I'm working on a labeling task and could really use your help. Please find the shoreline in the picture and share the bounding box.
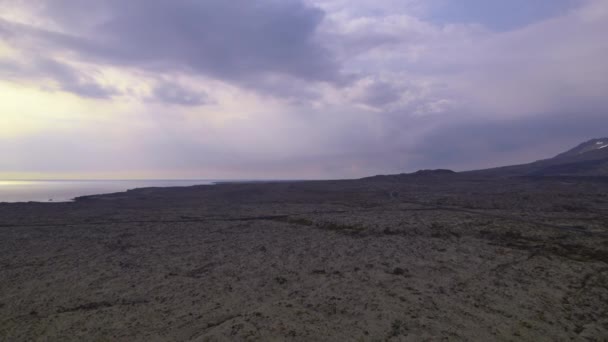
[0,179,315,204]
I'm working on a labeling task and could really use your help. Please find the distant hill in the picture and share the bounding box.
[362,169,456,181]
[363,138,608,181]
[465,138,608,178]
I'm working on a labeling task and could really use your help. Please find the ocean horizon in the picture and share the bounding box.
[0,179,223,203]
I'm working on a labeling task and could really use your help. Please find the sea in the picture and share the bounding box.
[0,180,219,203]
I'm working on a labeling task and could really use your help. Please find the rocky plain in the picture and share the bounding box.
[1,172,607,341]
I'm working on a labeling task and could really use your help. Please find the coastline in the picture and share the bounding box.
[0,179,224,204]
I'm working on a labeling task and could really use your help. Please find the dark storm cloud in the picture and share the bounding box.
[12,0,341,86]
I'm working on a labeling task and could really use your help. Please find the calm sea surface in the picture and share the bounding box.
[0,180,218,203]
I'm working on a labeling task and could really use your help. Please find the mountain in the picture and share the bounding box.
[554,138,608,159]
[466,138,608,178]
[362,138,608,181]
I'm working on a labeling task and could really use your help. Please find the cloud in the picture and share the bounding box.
[358,80,403,108]
[424,0,582,31]
[312,0,583,31]
[150,82,210,107]
[2,0,342,84]
[0,55,118,99]
[1,0,607,179]
[34,58,118,99]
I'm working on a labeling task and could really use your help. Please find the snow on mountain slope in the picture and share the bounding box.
[466,137,608,177]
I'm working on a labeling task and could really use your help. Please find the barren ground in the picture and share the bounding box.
[1,176,607,341]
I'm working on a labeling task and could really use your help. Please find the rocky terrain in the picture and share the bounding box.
[1,174,607,341]
[1,139,608,341]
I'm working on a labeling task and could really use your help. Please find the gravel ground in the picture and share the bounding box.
[1,177,607,341]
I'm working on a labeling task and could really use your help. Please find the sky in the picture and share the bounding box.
[0,0,607,180]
